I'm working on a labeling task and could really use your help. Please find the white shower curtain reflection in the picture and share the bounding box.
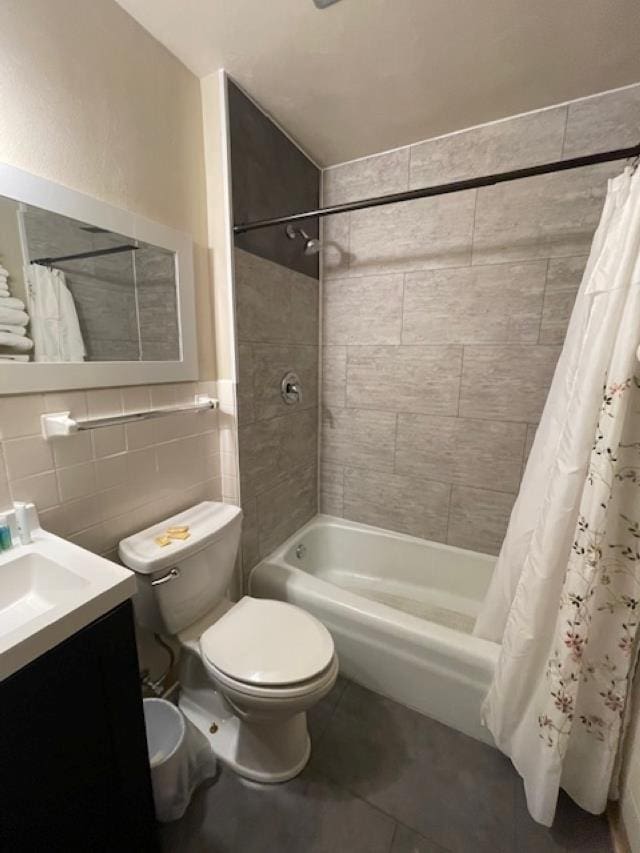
[27,263,86,362]
[474,166,640,825]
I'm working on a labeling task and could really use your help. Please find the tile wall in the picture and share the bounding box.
[0,381,223,559]
[235,247,319,574]
[227,79,321,580]
[320,83,640,555]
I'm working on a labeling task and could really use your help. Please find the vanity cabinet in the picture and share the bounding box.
[0,600,158,851]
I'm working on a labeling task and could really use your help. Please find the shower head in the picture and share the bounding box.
[303,236,322,256]
[285,224,322,256]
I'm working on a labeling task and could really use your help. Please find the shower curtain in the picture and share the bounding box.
[27,263,86,362]
[474,166,640,825]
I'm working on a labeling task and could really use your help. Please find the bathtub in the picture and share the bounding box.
[249,514,501,745]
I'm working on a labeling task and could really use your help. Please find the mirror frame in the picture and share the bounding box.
[0,161,198,394]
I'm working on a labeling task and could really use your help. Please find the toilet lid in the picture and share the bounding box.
[200,597,335,687]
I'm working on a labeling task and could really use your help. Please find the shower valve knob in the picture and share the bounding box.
[281,371,302,405]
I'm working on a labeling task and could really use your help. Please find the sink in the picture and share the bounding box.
[0,506,136,681]
[0,553,90,640]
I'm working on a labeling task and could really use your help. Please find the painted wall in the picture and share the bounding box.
[0,0,222,532]
[227,81,320,579]
[201,71,236,384]
[0,0,215,377]
[0,1,225,677]
[320,83,640,556]
[0,197,26,303]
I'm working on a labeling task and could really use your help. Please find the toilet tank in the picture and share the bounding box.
[118,501,242,635]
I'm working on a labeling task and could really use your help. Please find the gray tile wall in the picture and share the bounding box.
[228,80,320,279]
[235,248,319,576]
[229,79,321,579]
[320,83,640,555]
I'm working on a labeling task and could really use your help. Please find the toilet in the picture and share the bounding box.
[119,501,338,784]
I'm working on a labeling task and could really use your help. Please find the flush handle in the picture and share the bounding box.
[151,567,181,586]
[281,371,302,405]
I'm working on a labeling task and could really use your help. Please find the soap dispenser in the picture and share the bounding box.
[14,502,33,545]
[0,514,12,551]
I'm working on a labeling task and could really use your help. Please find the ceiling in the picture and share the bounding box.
[115,0,640,166]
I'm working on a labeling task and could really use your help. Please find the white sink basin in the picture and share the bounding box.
[0,511,136,681]
[0,553,90,640]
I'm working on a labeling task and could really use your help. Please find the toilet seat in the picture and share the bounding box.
[204,653,339,701]
[199,596,335,689]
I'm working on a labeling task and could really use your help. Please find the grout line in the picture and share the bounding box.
[520,423,534,479]
[469,187,479,265]
[387,822,399,853]
[457,346,465,417]
[321,399,539,429]
[392,413,399,474]
[328,457,519,498]
[443,482,454,544]
[399,272,407,341]
[538,258,552,344]
[322,252,583,283]
[312,760,453,853]
[559,103,570,159]
[236,339,319,349]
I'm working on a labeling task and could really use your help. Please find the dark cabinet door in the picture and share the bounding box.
[0,600,158,852]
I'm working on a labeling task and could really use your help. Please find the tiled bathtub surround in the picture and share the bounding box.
[235,247,319,572]
[228,78,321,578]
[0,382,221,558]
[320,83,640,555]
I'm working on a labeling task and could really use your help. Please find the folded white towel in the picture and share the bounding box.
[0,332,33,351]
[0,296,24,310]
[0,324,26,336]
[0,353,29,362]
[0,288,10,297]
[0,307,28,326]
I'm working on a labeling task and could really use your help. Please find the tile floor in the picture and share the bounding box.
[159,678,613,853]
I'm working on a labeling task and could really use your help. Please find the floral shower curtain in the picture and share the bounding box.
[474,166,640,826]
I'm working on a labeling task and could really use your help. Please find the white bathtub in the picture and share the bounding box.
[249,515,501,745]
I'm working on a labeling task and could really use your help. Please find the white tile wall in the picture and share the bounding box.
[0,380,224,558]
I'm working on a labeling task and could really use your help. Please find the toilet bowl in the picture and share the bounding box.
[119,501,338,783]
[179,597,338,782]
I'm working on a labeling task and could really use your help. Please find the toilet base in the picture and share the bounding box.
[179,686,311,784]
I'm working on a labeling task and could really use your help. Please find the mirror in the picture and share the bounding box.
[1,199,180,363]
[0,162,197,393]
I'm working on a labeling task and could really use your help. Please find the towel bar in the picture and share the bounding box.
[41,394,217,438]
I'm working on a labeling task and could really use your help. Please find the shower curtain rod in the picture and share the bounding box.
[233,142,640,234]
[32,243,138,267]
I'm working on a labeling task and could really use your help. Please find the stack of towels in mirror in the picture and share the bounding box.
[0,264,33,362]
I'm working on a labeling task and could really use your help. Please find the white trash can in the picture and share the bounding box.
[143,698,217,822]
